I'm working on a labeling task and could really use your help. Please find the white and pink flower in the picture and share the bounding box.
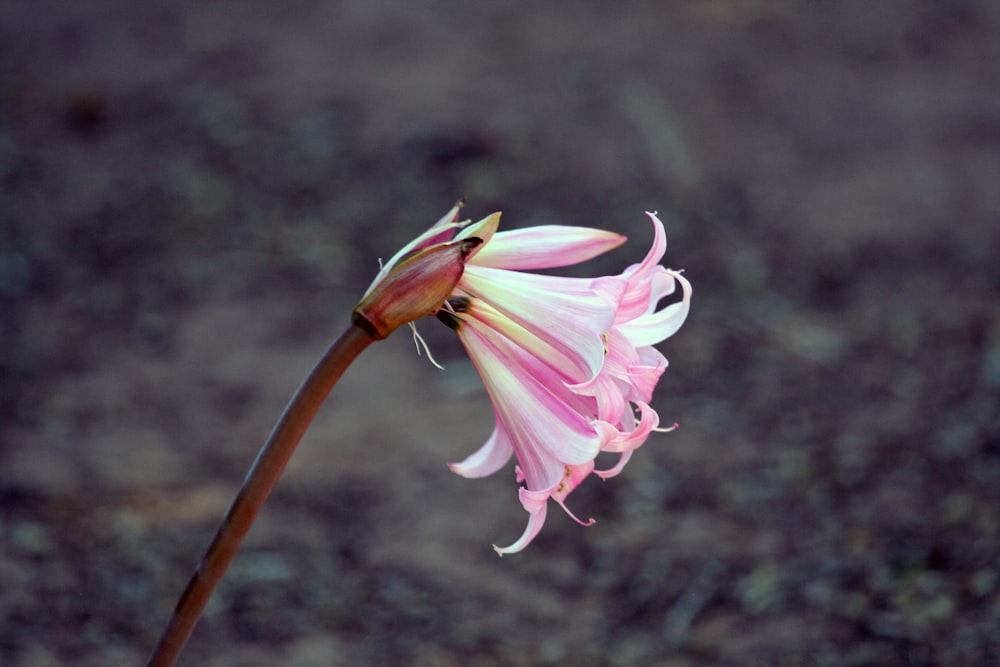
[426,206,691,554]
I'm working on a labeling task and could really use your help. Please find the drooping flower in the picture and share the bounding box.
[431,205,691,555]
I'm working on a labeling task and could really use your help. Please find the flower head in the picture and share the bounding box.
[433,206,691,555]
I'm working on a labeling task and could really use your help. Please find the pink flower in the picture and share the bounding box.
[434,206,691,555]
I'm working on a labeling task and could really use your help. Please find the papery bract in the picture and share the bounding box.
[354,237,482,339]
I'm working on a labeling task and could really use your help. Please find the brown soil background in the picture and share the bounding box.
[2,2,999,665]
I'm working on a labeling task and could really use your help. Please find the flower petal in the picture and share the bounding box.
[456,320,604,486]
[493,488,549,556]
[629,212,668,278]
[617,270,692,346]
[448,422,513,478]
[612,213,669,322]
[601,401,660,454]
[568,368,630,426]
[460,264,619,381]
[472,225,626,270]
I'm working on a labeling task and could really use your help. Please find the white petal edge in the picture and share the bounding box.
[448,423,514,479]
[617,270,692,347]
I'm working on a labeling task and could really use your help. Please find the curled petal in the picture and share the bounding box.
[448,423,513,479]
[631,212,668,279]
[494,488,549,556]
[614,212,670,323]
[625,346,668,404]
[569,328,663,424]
[617,270,692,347]
[472,225,626,270]
[519,485,552,513]
[602,401,660,453]
[568,369,630,426]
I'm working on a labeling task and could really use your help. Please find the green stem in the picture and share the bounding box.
[146,320,376,667]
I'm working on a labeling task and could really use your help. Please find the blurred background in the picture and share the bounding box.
[2,1,999,665]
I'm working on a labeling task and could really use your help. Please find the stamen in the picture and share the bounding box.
[409,323,445,370]
[556,499,596,527]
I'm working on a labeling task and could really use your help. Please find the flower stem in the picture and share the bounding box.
[146,320,376,667]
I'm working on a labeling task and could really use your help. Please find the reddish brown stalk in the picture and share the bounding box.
[146,320,376,667]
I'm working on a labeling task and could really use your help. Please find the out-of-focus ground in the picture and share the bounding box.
[2,2,999,665]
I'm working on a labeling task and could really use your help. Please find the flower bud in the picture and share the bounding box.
[353,237,482,339]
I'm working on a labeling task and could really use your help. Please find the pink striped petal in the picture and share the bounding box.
[568,368,630,426]
[493,489,549,556]
[460,265,620,381]
[617,270,692,347]
[472,225,626,270]
[601,401,660,454]
[630,212,668,275]
[456,321,604,488]
[613,213,668,322]
[625,345,668,404]
[448,422,513,478]
[459,299,584,381]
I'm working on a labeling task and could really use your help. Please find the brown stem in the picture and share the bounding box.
[146,320,376,667]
